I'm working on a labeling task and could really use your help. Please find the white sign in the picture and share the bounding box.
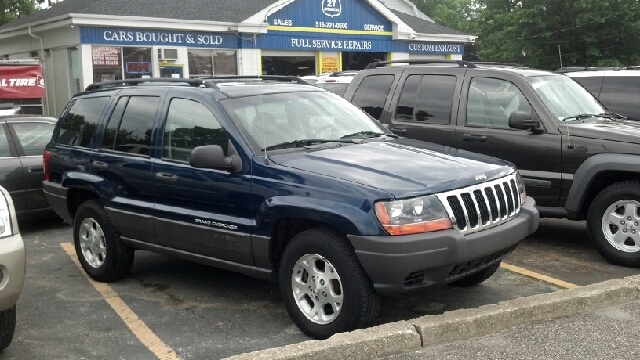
[322,0,342,17]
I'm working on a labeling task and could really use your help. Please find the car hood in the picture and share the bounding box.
[269,139,515,199]
[563,119,640,145]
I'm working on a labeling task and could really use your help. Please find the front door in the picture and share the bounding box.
[8,120,56,211]
[152,91,253,264]
[454,76,562,207]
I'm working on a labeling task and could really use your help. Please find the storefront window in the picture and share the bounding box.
[342,52,386,71]
[92,46,123,83]
[262,56,315,77]
[188,49,237,78]
[122,47,152,79]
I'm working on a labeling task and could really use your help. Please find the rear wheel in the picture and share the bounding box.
[74,200,135,282]
[587,182,640,268]
[278,228,380,339]
[0,305,16,351]
[450,262,500,287]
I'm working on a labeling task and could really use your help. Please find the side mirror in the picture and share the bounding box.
[508,111,540,131]
[189,145,240,172]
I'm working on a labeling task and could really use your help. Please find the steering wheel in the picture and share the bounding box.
[312,124,334,138]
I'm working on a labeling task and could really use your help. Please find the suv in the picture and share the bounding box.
[564,68,640,121]
[343,59,640,267]
[43,77,538,339]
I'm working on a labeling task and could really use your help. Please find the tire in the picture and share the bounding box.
[73,200,135,282]
[0,305,16,351]
[278,228,380,339]
[449,262,500,287]
[587,181,640,268]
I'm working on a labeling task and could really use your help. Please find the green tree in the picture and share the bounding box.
[1,0,45,26]
[476,0,640,69]
[413,0,479,34]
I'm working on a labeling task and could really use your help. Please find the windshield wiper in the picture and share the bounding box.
[340,131,398,139]
[561,113,599,122]
[261,139,359,152]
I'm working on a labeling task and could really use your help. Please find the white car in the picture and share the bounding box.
[315,71,358,97]
[0,186,25,351]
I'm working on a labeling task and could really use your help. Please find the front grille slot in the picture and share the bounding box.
[436,173,522,235]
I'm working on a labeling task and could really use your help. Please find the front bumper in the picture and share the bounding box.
[348,197,539,294]
[0,233,26,311]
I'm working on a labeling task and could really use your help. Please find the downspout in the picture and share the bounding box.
[27,26,48,116]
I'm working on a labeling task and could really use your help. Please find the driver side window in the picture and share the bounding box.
[466,78,532,129]
[162,98,228,162]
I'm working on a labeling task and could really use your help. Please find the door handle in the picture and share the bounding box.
[462,134,488,142]
[92,160,109,169]
[390,127,407,135]
[155,172,178,184]
[28,166,43,173]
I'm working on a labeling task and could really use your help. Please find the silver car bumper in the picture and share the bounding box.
[0,185,25,312]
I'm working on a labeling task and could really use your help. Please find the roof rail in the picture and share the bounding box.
[85,78,217,92]
[200,75,310,85]
[364,59,477,69]
[472,62,523,68]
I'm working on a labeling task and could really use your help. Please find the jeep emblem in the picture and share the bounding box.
[475,174,487,181]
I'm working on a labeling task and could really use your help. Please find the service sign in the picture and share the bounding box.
[92,47,121,66]
[267,0,392,33]
[0,65,45,99]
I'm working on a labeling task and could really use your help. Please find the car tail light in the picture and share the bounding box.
[43,150,50,181]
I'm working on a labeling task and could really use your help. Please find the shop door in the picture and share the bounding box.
[160,66,184,79]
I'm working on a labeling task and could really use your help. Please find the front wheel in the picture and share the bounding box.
[278,228,380,339]
[587,182,640,268]
[0,305,16,351]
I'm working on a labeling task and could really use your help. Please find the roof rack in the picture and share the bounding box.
[85,78,217,92]
[472,62,523,68]
[364,59,477,69]
[200,75,310,85]
[556,66,624,74]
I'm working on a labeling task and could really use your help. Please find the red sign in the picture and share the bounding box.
[0,65,46,99]
[92,47,121,66]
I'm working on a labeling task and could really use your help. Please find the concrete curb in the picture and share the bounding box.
[223,274,640,360]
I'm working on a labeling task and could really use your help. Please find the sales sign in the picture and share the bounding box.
[92,47,121,66]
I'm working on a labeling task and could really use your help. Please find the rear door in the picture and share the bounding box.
[384,68,463,145]
[92,90,164,244]
[453,75,563,207]
[0,121,27,212]
[8,120,56,211]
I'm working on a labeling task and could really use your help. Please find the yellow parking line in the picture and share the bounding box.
[61,243,180,360]
[501,262,579,289]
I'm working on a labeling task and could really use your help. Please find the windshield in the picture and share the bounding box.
[527,75,606,121]
[220,90,387,152]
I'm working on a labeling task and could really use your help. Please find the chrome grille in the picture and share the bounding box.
[436,173,521,234]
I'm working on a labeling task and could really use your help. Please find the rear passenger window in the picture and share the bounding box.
[0,126,12,157]
[572,76,604,97]
[396,75,456,124]
[101,96,159,156]
[57,97,110,147]
[599,76,640,120]
[11,122,56,156]
[351,75,394,120]
[162,98,228,162]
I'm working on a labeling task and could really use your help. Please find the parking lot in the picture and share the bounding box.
[1,217,638,360]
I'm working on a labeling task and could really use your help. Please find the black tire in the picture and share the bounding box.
[587,181,640,268]
[278,228,380,339]
[0,305,16,351]
[449,262,500,287]
[73,200,135,282]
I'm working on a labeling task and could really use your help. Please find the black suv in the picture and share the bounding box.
[343,60,640,268]
[43,77,538,338]
[565,68,640,121]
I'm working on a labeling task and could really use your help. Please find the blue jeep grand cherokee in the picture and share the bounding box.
[42,77,538,339]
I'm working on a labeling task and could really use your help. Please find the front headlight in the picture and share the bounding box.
[516,172,526,204]
[374,195,452,236]
[0,190,13,238]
